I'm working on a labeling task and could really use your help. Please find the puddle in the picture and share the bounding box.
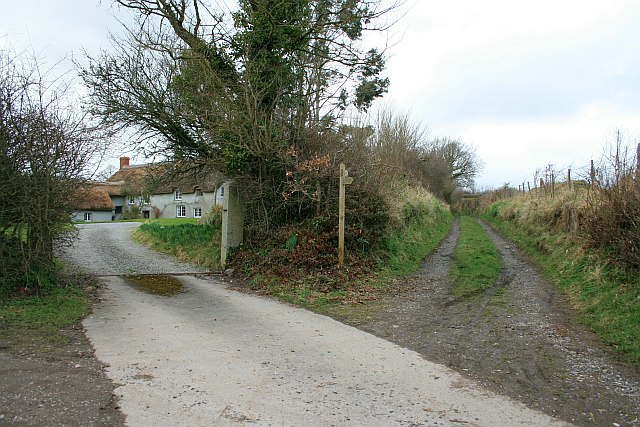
[123,274,184,296]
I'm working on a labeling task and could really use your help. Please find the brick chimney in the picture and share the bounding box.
[119,157,130,170]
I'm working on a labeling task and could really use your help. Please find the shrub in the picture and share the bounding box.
[380,180,441,228]
[1,50,105,293]
[201,205,223,227]
[122,205,141,220]
[580,139,640,273]
[582,175,640,272]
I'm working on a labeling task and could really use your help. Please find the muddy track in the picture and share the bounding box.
[336,218,640,426]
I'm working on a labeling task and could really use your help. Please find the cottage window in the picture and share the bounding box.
[128,196,135,205]
[193,207,202,218]
[176,205,186,218]
[195,187,203,197]
[174,189,182,201]
[84,212,92,221]
[142,195,151,205]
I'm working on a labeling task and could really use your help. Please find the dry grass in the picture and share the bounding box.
[380,180,444,228]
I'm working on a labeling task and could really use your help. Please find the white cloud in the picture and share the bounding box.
[456,103,640,188]
[379,0,640,187]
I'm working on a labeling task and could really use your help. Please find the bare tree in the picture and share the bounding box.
[425,137,483,192]
[0,50,107,292]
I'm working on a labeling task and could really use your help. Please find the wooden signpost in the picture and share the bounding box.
[338,163,353,268]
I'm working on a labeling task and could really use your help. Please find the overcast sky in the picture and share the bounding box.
[2,1,640,188]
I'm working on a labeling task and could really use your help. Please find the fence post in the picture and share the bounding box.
[567,168,572,192]
[590,160,596,187]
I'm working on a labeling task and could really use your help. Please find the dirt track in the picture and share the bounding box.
[332,218,640,426]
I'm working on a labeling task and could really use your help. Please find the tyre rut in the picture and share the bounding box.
[338,217,639,426]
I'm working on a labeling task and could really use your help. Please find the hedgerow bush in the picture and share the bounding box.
[582,175,640,273]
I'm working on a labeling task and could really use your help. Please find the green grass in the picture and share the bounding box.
[483,201,640,365]
[134,222,222,270]
[0,287,90,344]
[380,206,453,276]
[0,288,88,327]
[450,216,502,297]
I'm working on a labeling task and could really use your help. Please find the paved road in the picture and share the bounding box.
[75,223,569,426]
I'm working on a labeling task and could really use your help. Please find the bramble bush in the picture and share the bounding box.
[582,157,640,273]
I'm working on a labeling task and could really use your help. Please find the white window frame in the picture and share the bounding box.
[128,196,136,205]
[84,212,92,222]
[193,207,202,218]
[174,189,182,201]
[195,187,203,197]
[176,205,186,218]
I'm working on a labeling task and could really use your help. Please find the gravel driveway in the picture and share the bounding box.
[62,222,206,275]
[71,223,568,426]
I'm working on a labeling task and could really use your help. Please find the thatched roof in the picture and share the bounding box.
[107,162,221,195]
[71,186,114,211]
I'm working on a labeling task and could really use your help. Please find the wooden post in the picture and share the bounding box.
[567,168,572,192]
[338,163,353,268]
[590,160,596,187]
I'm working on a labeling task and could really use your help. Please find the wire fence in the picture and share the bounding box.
[512,142,640,198]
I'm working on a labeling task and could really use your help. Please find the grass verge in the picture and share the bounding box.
[133,222,222,271]
[451,216,502,298]
[0,287,91,350]
[380,206,453,277]
[483,201,640,365]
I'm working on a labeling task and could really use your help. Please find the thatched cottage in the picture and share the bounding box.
[72,157,224,222]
